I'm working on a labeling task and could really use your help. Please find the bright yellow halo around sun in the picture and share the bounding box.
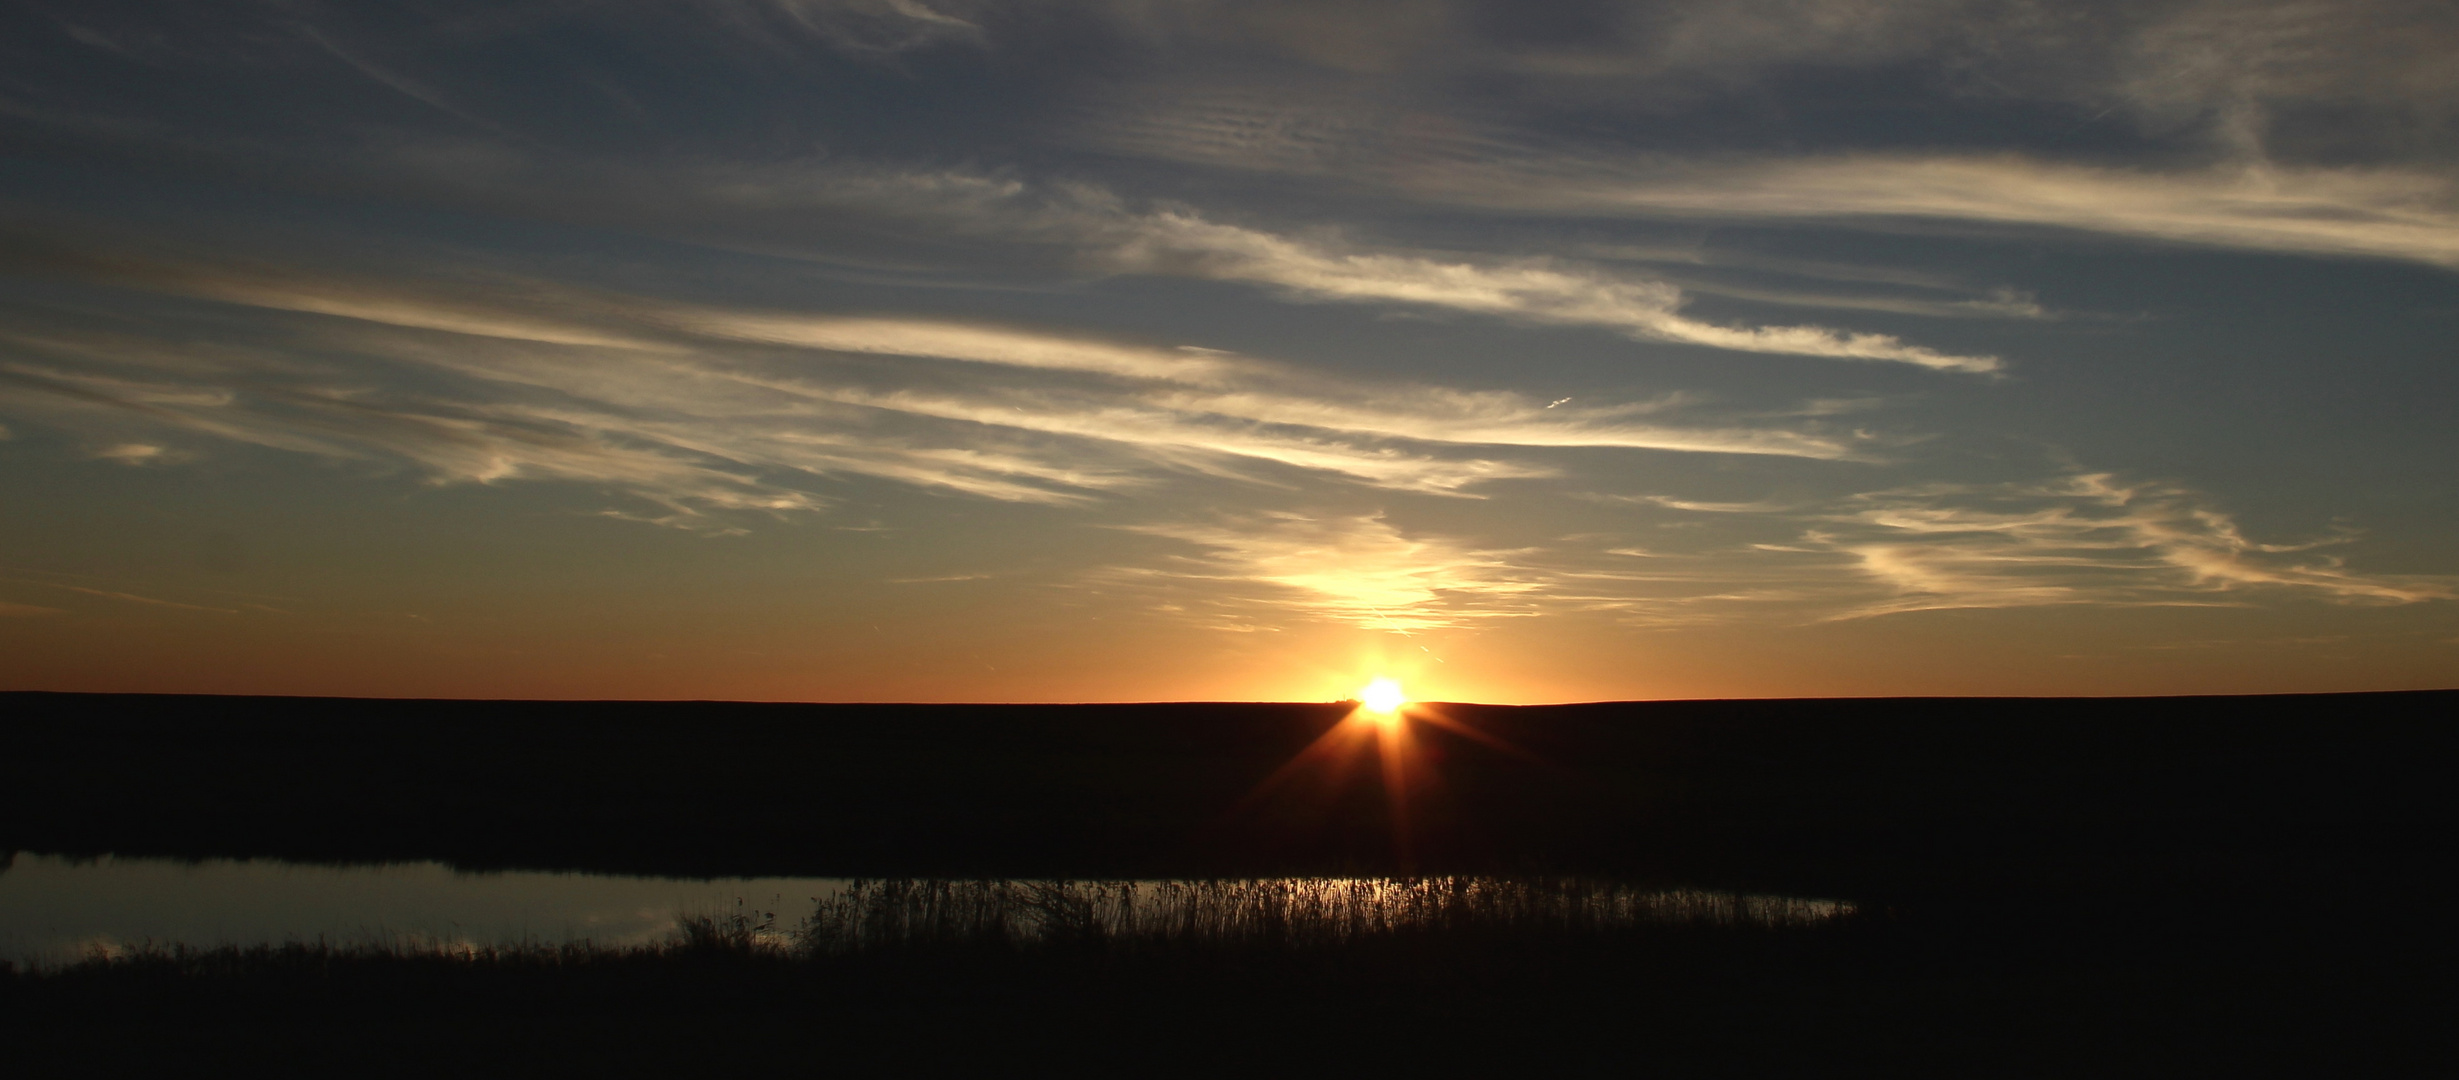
[1359,677,1407,715]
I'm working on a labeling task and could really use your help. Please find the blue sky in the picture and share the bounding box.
[2,1,2453,701]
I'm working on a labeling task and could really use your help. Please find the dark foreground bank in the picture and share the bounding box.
[5,690,2451,887]
[6,879,2439,1075]
[3,690,2450,1073]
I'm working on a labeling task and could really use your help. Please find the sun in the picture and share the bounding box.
[1358,677,1407,715]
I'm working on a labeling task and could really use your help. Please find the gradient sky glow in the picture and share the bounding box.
[3,0,2454,702]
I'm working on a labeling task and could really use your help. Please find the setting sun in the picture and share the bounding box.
[1359,678,1407,714]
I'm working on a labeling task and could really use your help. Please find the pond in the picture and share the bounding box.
[0,852,833,964]
[0,851,1854,965]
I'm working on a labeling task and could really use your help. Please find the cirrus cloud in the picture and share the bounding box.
[0,239,1871,531]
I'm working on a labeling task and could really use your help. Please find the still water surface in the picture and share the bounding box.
[0,852,832,964]
[1,852,1854,965]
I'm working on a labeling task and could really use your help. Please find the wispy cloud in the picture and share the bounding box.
[0,243,1863,529]
[1547,471,2454,626]
[51,583,238,613]
[1098,465,2458,635]
[665,312,1250,384]
[131,139,2004,373]
[1815,473,2454,617]
[7,235,2437,624]
[1576,492,1802,514]
[1406,155,2459,269]
[705,0,989,55]
[1067,0,2459,189]
[91,442,181,465]
[466,157,2008,370]
[1104,211,2006,372]
[291,23,515,138]
[1068,59,2459,271]
[1109,512,1547,632]
[1658,279,2051,322]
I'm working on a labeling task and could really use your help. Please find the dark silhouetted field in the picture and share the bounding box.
[6,871,2441,1075]
[2,690,2450,1073]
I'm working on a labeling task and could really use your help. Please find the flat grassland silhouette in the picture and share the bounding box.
[2,690,2448,1071]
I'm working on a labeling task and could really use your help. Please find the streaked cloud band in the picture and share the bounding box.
[0,243,1867,530]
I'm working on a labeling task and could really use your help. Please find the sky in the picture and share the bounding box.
[1,0,2454,703]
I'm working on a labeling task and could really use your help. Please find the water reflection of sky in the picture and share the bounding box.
[0,852,835,965]
[2,852,1856,966]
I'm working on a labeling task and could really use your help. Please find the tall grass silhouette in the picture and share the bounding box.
[797,877,1852,953]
